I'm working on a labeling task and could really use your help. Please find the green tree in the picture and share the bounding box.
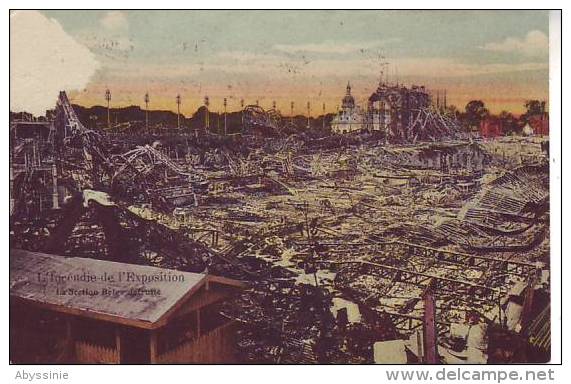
[524,100,546,117]
[464,100,489,131]
[498,110,519,135]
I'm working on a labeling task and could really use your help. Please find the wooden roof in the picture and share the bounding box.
[10,249,244,329]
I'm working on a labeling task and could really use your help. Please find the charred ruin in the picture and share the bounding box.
[10,84,551,364]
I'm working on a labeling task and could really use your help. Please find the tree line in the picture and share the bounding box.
[443,99,547,135]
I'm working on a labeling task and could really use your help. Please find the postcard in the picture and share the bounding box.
[9,10,556,365]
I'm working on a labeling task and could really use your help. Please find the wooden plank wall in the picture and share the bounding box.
[156,321,237,363]
[75,340,119,364]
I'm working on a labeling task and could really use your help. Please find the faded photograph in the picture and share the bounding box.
[9,10,551,364]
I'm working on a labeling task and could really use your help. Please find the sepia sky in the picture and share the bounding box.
[11,10,549,116]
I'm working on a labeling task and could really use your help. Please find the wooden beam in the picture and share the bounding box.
[149,331,158,364]
[422,282,438,364]
[10,296,156,330]
[197,309,201,338]
[207,274,248,288]
[65,317,74,362]
[153,276,208,328]
[115,327,122,364]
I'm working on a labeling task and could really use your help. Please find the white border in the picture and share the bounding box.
[1,3,566,383]
[548,10,562,366]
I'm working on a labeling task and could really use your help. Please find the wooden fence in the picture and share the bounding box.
[75,340,119,364]
[156,321,237,363]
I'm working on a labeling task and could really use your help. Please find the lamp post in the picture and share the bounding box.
[144,93,149,133]
[223,97,227,136]
[105,89,111,130]
[307,101,311,129]
[176,94,181,131]
[240,98,244,130]
[322,102,326,130]
[204,95,210,131]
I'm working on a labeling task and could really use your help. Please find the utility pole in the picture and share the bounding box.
[105,88,111,130]
[176,94,181,131]
[223,97,227,136]
[290,101,294,125]
[422,280,438,364]
[240,98,244,130]
[322,102,326,130]
[144,92,149,133]
[306,101,311,129]
[272,100,276,110]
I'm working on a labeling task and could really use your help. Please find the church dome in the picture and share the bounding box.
[341,82,355,109]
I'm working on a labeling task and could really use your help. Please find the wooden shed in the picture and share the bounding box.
[10,249,245,364]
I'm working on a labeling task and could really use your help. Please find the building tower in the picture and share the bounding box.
[144,93,150,132]
[176,94,181,130]
[105,88,111,130]
[331,81,368,135]
[342,82,355,111]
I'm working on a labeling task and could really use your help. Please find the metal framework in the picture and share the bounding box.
[55,91,114,181]
[243,105,291,135]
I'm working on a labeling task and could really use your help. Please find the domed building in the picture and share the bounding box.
[341,82,356,109]
[331,82,366,134]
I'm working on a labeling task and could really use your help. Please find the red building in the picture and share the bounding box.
[480,117,503,138]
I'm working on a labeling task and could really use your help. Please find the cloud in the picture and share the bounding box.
[273,39,399,54]
[480,30,548,57]
[77,12,133,60]
[10,11,101,115]
[100,11,128,31]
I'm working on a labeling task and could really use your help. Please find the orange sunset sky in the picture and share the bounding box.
[11,10,550,116]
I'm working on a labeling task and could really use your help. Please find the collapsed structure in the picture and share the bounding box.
[331,80,467,144]
[10,88,551,364]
